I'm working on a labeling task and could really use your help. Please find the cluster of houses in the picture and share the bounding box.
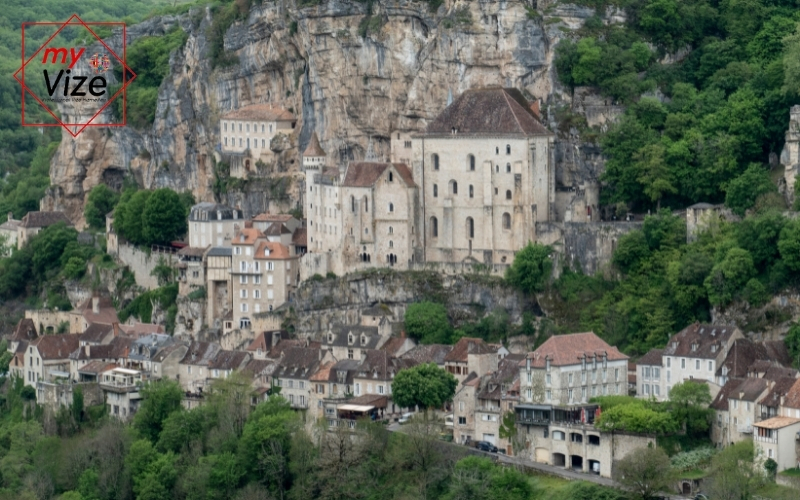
[636,323,800,474]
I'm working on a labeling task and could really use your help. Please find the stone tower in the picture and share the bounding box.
[303,132,326,170]
[782,105,800,206]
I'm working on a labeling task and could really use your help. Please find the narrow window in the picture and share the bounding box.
[468,154,475,171]
[389,172,394,182]
[432,154,440,170]
[451,181,458,195]
[506,145,511,155]
[466,217,474,239]
[431,217,438,237]
[433,184,438,198]
[389,203,394,212]
[469,185,474,198]
[506,163,511,173]
[506,190,512,200]
[502,212,511,230]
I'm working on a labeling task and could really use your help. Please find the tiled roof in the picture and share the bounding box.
[425,88,551,137]
[342,162,415,188]
[636,349,664,367]
[717,339,792,378]
[356,349,416,380]
[34,334,80,360]
[445,337,497,363]
[254,241,291,260]
[345,394,389,408]
[523,332,628,368]
[246,331,286,353]
[326,325,382,349]
[207,247,233,257]
[783,378,800,409]
[222,104,295,121]
[754,416,800,429]
[401,344,453,365]
[477,356,523,401]
[177,247,206,257]
[762,366,799,381]
[179,341,222,366]
[380,336,409,357]
[19,211,72,228]
[303,132,326,157]
[253,213,295,223]
[208,350,251,371]
[0,219,19,231]
[76,296,120,326]
[11,318,38,342]
[758,377,798,408]
[664,323,739,360]
[292,228,307,247]
[119,323,165,337]
[730,378,769,402]
[274,347,321,379]
[243,358,277,377]
[711,379,742,411]
[232,228,264,245]
[310,361,335,382]
[264,223,291,236]
[71,336,133,361]
[78,360,117,374]
[463,372,480,386]
[80,323,114,344]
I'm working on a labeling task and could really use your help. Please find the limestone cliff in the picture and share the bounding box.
[44,0,607,226]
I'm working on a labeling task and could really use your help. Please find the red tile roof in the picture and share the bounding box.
[254,241,291,260]
[292,228,307,247]
[222,104,295,121]
[425,88,551,137]
[11,318,38,342]
[77,296,120,326]
[232,228,264,245]
[253,213,295,223]
[523,332,627,368]
[783,378,800,410]
[34,334,80,360]
[445,337,497,363]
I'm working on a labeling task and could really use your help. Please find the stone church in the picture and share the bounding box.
[301,87,556,278]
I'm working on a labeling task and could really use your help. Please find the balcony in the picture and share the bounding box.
[754,434,777,444]
[516,416,552,426]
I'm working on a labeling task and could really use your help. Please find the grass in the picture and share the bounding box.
[530,473,571,496]
[753,481,800,500]
[679,468,708,480]
[780,467,800,477]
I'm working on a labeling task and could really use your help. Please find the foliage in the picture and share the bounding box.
[785,322,800,368]
[614,446,675,500]
[115,188,188,246]
[84,185,119,230]
[670,447,716,470]
[725,164,778,216]
[404,301,452,344]
[441,456,535,500]
[391,363,457,414]
[505,243,553,294]
[706,440,767,500]
[667,381,713,435]
[119,283,178,325]
[594,401,679,434]
[133,380,184,442]
[150,256,175,286]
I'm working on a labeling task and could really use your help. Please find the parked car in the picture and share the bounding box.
[475,441,498,453]
[398,413,414,424]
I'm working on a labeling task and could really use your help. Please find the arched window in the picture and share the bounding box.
[432,154,440,170]
[506,144,511,155]
[495,165,499,173]
[502,212,511,230]
[506,190,512,200]
[351,196,356,212]
[389,172,394,182]
[506,163,511,173]
[363,197,369,212]
[495,146,499,154]
[466,217,474,239]
[450,181,458,195]
[433,184,438,198]
[469,185,474,198]
[389,240,394,248]
[468,154,475,171]
[389,203,394,212]
[389,226,394,234]
[430,217,438,237]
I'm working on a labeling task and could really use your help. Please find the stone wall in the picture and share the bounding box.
[116,241,179,290]
[536,221,643,277]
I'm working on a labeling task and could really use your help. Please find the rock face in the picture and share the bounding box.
[44,0,606,227]
[286,269,536,338]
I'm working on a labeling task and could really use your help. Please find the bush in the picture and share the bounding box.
[404,301,452,344]
[505,243,553,294]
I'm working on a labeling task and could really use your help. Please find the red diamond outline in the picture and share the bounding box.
[13,14,137,138]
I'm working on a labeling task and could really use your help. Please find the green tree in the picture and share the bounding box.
[668,381,713,435]
[119,190,151,245]
[391,363,457,418]
[706,440,765,500]
[724,164,777,217]
[404,302,452,344]
[133,380,184,442]
[634,142,677,210]
[613,446,674,500]
[594,402,678,434]
[778,218,800,272]
[704,247,757,305]
[84,185,119,230]
[784,323,800,368]
[505,243,553,294]
[442,456,535,500]
[143,188,187,245]
[150,256,174,286]
[71,385,84,425]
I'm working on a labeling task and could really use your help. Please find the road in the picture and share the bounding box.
[386,422,693,499]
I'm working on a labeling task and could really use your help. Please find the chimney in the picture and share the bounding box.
[7,212,12,222]
[92,296,100,315]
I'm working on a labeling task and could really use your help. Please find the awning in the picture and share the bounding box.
[515,404,552,411]
[337,404,375,412]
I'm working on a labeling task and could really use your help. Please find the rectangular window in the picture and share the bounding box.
[240,275,248,284]
[644,367,651,379]
[653,367,660,379]
[545,390,551,401]
[268,262,274,271]
[267,275,273,285]
[568,373,573,385]
[615,368,619,381]
[708,361,713,372]
[262,139,265,148]
[254,262,260,272]
[667,358,671,368]
[224,123,228,132]
[681,359,686,369]
[240,289,247,299]
[654,385,660,396]
[254,275,261,284]
[267,290,274,299]
[254,290,261,299]
[241,303,248,312]
[546,374,551,385]
[568,389,573,402]
[458,417,466,425]
[695,359,700,370]
[378,385,384,394]
[582,371,586,384]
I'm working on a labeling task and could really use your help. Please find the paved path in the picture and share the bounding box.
[386,422,692,499]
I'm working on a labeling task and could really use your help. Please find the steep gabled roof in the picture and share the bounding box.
[637,349,664,367]
[729,378,769,402]
[783,378,800,410]
[19,211,72,228]
[342,162,415,188]
[12,318,38,342]
[445,337,497,363]
[76,296,120,326]
[664,323,738,360]
[254,241,291,260]
[292,228,307,247]
[274,347,321,379]
[759,377,798,408]
[425,88,551,137]
[180,341,222,366]
[79,323,114,344]
[208,350,251,371]
[34,334,80,360]
[717,338,793,378]
[523,332,627,368]
[711,379,743,411]
[401,344,453,365]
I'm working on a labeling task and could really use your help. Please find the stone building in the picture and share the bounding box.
[302,129,420,278]
[24,334,81,387]
[178,341,222,392]
[100,367,144,421]
[444,337,500,384]
[753,417,800,473]
[273,347,329,413]
[231,228,300,330]
[16,211,72,248]
[409,88,554,269]
[0,212,19,254]
[635,349,664,399]
[218,104,296,178]
[188,202,243,248]
[518,332,629,407]
[782,105,800,207]
[351,349,416,414]
[205,247,233,329]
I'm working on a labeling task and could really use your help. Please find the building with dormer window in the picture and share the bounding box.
[218,104,296,178]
